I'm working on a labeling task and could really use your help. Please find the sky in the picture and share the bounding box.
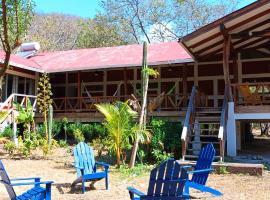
[34,0,257,18]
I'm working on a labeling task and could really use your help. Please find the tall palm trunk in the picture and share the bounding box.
[116,147,121,167]
[129,42,148,168]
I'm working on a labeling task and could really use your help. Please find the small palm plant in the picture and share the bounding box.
[96,101,150,167]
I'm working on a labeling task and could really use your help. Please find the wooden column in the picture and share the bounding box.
[77,71,81,97]
[232,54,238,83]
[103,70,107,96]
[65,72,68,111]
[124,68,128,96]
[222,35,233,101]
[182,64,188,106]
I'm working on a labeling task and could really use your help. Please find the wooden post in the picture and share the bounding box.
[77,71,81,109]
[103,70,107,96]
[222,35,233,101]
[182,64,188,106]
[124,68,128,96]
[77,71,81,97]
[232,54,238,83]
[65,72,68,111]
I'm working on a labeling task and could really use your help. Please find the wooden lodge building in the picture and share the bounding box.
[0,0,270,161]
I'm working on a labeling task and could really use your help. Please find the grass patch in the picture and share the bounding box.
[115,164,153,179]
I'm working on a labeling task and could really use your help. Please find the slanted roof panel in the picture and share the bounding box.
[29,41,193,73]
[0,51,43,72]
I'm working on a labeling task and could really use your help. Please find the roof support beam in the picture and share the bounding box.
[221,24,233,101]
[231,30,270,39]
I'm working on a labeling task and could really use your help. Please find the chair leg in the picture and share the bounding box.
[105,173,109,190]
[82,177,85,194]
[45,183,52,200]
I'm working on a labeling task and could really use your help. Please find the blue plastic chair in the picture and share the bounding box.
[183,143,222,197]
[71,142,109,193]
[127,159,190,200]
[0,160,53,200]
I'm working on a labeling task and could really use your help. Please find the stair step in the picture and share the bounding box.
[196,128,219,131]
[190,134,218,138]
[188,141,220,144]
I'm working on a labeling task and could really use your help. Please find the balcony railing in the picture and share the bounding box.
[231,82,270,106]
[52,94,188,113]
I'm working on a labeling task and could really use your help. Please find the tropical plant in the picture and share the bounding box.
[62,117,68,142]
[96,101,150,167]
[73,129,85,143]
[15,98,34,140]
[37,73,53,141]
[4,141,16,154]
[0,125,13,138]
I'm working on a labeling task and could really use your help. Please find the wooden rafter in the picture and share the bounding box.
[188,8,270,50]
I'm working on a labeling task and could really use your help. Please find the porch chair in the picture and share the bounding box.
[127,159,190,200]
[71,142,110,193]
[182,143,222,197]
[238,84,262,105]
[0,160,53,200]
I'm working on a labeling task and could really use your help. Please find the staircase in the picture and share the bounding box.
[181,86,229,161]
[0,94,37,132]
[185,107,222,160]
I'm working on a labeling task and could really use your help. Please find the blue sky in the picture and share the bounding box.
[34,0,257,18]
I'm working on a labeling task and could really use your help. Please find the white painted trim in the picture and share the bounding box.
[227,102,236,157]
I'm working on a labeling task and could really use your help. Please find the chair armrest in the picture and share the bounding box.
[10,177,41,181]
[11,181,53,187]
[187,168,213,174]
[95,161,110,168]
[74,165,84,170]
[127,186,145,196]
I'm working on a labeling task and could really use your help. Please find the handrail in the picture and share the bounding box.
[218,85,229,161]
[181,86,198,159]
[0,93,37,124]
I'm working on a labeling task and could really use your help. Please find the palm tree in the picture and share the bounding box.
[96,101,150,167]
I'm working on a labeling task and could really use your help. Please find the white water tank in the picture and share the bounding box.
[20,42,40,52]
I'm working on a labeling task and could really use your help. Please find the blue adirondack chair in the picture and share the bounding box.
[0,160,53,200]
[182,143,222,197]
[127,159,190,200]
[71,142,109,193]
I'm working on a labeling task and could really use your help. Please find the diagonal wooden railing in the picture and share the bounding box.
[181,86,198,160]
[0,94,37,124]
[218,85,229,161]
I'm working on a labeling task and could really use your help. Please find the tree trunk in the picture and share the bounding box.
[129,42,148,168]
[116,147,121,168]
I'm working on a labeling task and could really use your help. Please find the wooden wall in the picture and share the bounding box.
[50,56,270,108]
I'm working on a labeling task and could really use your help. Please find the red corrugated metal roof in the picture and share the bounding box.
[0,51,43,72]
[29,41,193,73]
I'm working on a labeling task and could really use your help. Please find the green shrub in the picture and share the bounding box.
[149,118,182,160]
[59,140,68,148]
[91,138,109,157]
[4,141,17,154]
[0,126,13,139]
[74,129,85,143]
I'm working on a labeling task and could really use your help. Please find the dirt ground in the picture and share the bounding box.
[0,147,270,200]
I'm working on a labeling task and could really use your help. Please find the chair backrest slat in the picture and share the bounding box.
[154,160,167,196]
[74,142,96,177]
[147,167,158,196]
[147,159,183,198]
[191,143,215,185]
[0,160,16,199]
[162,159,174,196]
